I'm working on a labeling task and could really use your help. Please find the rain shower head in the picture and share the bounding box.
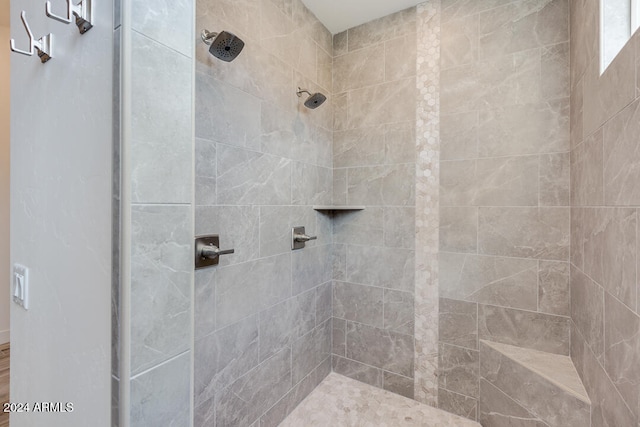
[296,87,327,109]
[201,29,245,62]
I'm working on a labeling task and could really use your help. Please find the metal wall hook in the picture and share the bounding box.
[45,0,93,34]
[9,11,54,63]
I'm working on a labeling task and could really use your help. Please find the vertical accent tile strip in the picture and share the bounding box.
[414,0,441,405]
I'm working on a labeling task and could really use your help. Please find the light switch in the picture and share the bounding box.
[13,264,29,310]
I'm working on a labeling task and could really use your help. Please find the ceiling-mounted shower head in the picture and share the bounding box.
[201,29,245,62]
[296,87,327,109]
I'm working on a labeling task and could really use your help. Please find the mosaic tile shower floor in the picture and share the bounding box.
[279,373,480,427]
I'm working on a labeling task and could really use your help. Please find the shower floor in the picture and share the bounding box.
[279,373,480,427]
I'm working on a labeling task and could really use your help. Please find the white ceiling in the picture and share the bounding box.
[301,0,423,34]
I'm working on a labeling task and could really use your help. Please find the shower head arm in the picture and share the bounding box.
[296,88,312,98]
[201,29,219,45]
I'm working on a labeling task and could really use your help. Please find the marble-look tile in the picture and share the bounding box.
[438,388,478,421]
[479,378,545,427]
[195,205,260,267]
[571,323,637,427]
[440,207,478,253]
[260,101,298,160]
[216,144,292,205]
[131,352,190,427]
[332,317,346,357]
[439,344,479,398]
[333,126,386,168]
[383,371,414,399]
[480,341,590,427]
[333,208,383,247]
[570,76,584,149]
[441,51,543,115]
[130,206,191,375]
[541,41,570,100]
[539,152,570,206]
[332,92,348,132]
[439,297,478,350]
[292,244,332,295]
[603,97,640,206]
[384,207,416,249]
[332,244,347,281]
[347,164,415,206]
[441,111,479,160]
[258,206,315,258]
[131,34,192,204]
[441,0,515,23]
[477,99,570,157]
[333,31,348,57]
[347,7,417,52]
[317,45,332,94]
[292,0,332,54]
[197,0,260,44]
[346,78,416,129]
[333,169,348,205]
[583,42,636,137]
[582,207,637,308]
[194,315,259,406]
[345,245,415,292]
[331,355,383,388]
[478,0,568,59]
[570,265,605,361]
[259,290,316,362]
[384,289,415,336]
[195,138,216,206]
[292,320,331,384]
[333,281,384,328]
[346,322,414,377]
[571,128,604,206]
[215,348,292,427]
[478,207,570,261]
[215,253,291,328]
[195,268,216,340]
[333,45,384,93]
[385,121,416,165]
[441,13,478,70]
[440,253,538,311]
[315,281,332,324]
[479,304,570,355]
[570,207,586,270]
[260,359,330,427]
[195,73,261,151]
[604,292,640,418]
[569,0,598,87]
[132,0,192,57]
[385,33,417,81]
[441,156,539,207]
[538,260,570,316]
[291,162,332,206]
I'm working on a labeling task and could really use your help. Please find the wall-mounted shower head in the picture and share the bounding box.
[201,29,245,62]
[296,87,327,109]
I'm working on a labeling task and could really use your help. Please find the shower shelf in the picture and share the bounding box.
[313,206,365,214]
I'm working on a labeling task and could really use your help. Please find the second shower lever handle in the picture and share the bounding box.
[294,233,317,243]
[195,235,234,269]
[200,244,235,259]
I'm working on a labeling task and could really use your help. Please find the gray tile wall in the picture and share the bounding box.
[193,0,334,425]
[438,0,570,420]
[118,0,195,425]
[571,1,640,425]
[330,7,418,400]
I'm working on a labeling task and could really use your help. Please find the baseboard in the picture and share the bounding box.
[0,330,9,344]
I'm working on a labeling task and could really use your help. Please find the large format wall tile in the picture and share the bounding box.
[440,207,478,253]
[333,45,384,93]
[439,298,478,350]
[131,206,192,375]
[347,164,415,206]
[131,352,190,427]
[538,260,570,316]
[479,379,544,426]
[478,207,570,260]
[131,33,192,204]
[439,344,479,398]
[571,129,604,206]
[479,304,570,355]
[333,282,384,328]
[570,266,604,361]
[132,0,192,56]
[346,322,414,377]
[345,245,415,292]
[346,7,416,52]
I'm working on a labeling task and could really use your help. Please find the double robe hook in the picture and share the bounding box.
[45,0,93,34]
[9,11,53,63]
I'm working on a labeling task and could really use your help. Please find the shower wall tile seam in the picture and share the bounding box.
[130,350,191,380]
[333,318,415,338]
[131,29,192,60]
[331,353,415,380]
[570,262,636,315]
[440,250,570,264]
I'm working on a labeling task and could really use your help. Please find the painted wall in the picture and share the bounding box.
[0,23,10,345]
[192,1,333,426]
[9,0,113,425]
[438,0,571,420]
[330,7,418,399]
[570,0,640,425]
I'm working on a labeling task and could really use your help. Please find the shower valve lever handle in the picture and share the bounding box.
[199,243,235,259]
[294,233,317,242]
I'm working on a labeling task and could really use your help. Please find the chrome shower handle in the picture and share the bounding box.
[293,233,317,243]
[199,243,235,259]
